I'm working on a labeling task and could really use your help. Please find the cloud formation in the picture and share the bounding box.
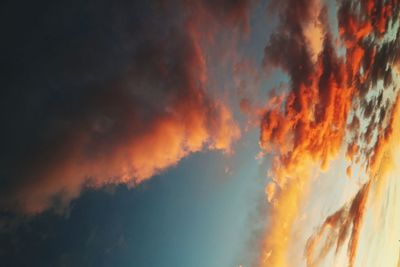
[0,0,255,214]
[305,182,371,267]
[258,0,400,266]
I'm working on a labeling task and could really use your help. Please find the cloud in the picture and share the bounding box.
[305,182,371,267]
[0,0,254,214]
[257,0,400,266]
[259,1,348,265]
[305,93,400,267]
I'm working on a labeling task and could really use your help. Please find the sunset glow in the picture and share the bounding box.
[1,0,399,266]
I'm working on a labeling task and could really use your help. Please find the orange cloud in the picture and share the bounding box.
[7,98,240,214]
[0,1,250,214]
[304,93,400,267]
[258,0,400,266]
[305,182,371,267]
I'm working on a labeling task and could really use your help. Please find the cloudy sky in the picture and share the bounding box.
[1,0,400,266]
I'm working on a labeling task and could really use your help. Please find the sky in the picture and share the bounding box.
[1,0,400,267]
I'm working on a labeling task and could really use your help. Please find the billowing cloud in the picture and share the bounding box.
[0,0,255,214]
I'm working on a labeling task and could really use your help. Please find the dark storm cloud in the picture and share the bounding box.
[263,0,316,92]
[0,0,252,214]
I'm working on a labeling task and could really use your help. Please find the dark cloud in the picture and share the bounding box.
[264,0,315,96]
[0,0,253,214]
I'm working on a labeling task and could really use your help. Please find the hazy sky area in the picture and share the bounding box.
[1,0,400,267]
